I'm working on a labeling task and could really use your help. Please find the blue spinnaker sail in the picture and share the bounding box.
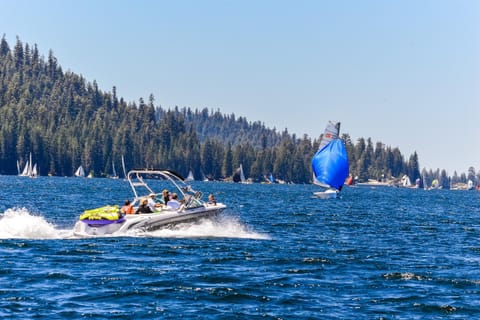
[312,139,349,190]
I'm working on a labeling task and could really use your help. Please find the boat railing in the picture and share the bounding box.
[126,169,203,206]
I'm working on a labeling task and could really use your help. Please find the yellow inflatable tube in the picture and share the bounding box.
[80,205,121,221]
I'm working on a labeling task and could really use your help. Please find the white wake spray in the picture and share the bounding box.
[144,215,270,239]
[0,208,65,239]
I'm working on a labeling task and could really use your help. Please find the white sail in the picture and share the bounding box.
[401,175,412,187]
[20,160,30,176]
[75,165,85,177]
[30,163,38,178]
[240,164,246,183]
[20,152,38,177]
[121,155,127,178]
[111,160,119,179]
[233,164,247,183]
[185,170,195,181]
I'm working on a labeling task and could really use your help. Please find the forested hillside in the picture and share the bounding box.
[1,36,425,183]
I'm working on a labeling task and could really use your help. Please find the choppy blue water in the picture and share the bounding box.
[1,176,480,319]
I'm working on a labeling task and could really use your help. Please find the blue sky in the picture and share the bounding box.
[1,0,479,174]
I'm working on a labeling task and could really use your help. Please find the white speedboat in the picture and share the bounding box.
[73,169,226,236]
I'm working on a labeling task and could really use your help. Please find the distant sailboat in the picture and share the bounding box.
[19,153,38,178]
[268,173,274,184]
[233,164,247,183]
[20,159,30,176]
[110,160,119,179]
[311,121,349,198]
[185,170,195,181]
[75,165,85,178]
[401,175,412,187]
[31,163,38,178]
[121,155,127,179]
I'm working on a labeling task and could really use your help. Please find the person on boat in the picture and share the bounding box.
[208,194,217,206]
[162,189,170,204]
[166,193,181,209]
[121,200,134,214]
[135,198,154,214]
[148,193,162,211]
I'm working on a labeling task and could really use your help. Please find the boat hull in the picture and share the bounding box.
[73,204,226,236]
[313,189,338,199]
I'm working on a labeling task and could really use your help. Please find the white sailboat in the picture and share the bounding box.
[31,163,38,178]
[185,170,195,181]
[75,165,85,177]
[233,164,248,183]
[20,160,30,176]
[400,175,412,187]
[121,155,127,179]
[110,160,119,179]
[19,153,38,178]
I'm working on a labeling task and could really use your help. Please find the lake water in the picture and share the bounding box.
[1,175,480,319]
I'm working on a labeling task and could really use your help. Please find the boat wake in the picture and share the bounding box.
[0,208,269,240]
[0,207,69,239]
[144,215,270,239]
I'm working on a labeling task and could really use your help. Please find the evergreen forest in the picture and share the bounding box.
[0,36,474,187]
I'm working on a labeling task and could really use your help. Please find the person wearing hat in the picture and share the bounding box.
[135,198,153,214]
[147,193,161,211]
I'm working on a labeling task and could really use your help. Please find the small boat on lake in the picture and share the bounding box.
[73,169,226,236]
[74,165,85,178]
[311,121,349,198]
[185,169,195,181]
[19,153,38,178]
[233,164,250,183]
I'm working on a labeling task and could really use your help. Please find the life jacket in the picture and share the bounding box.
[122,204,134,214]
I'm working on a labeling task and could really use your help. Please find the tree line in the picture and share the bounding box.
[0,35,473,185]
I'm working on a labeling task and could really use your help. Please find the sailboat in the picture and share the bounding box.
[75,165,85,178]
[121,155,127,179]
[233,164,248,183]
[110,160,119,179]
[19,153,38,178]
[311,121,349,198]
[31,163,38,178]
[185,170,195,181]
[400,175,412,187]
[267,173,275,184]
[20,159,30,176]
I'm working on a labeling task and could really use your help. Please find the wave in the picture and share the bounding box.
[143,215,270,240]
[0,207,69,239]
